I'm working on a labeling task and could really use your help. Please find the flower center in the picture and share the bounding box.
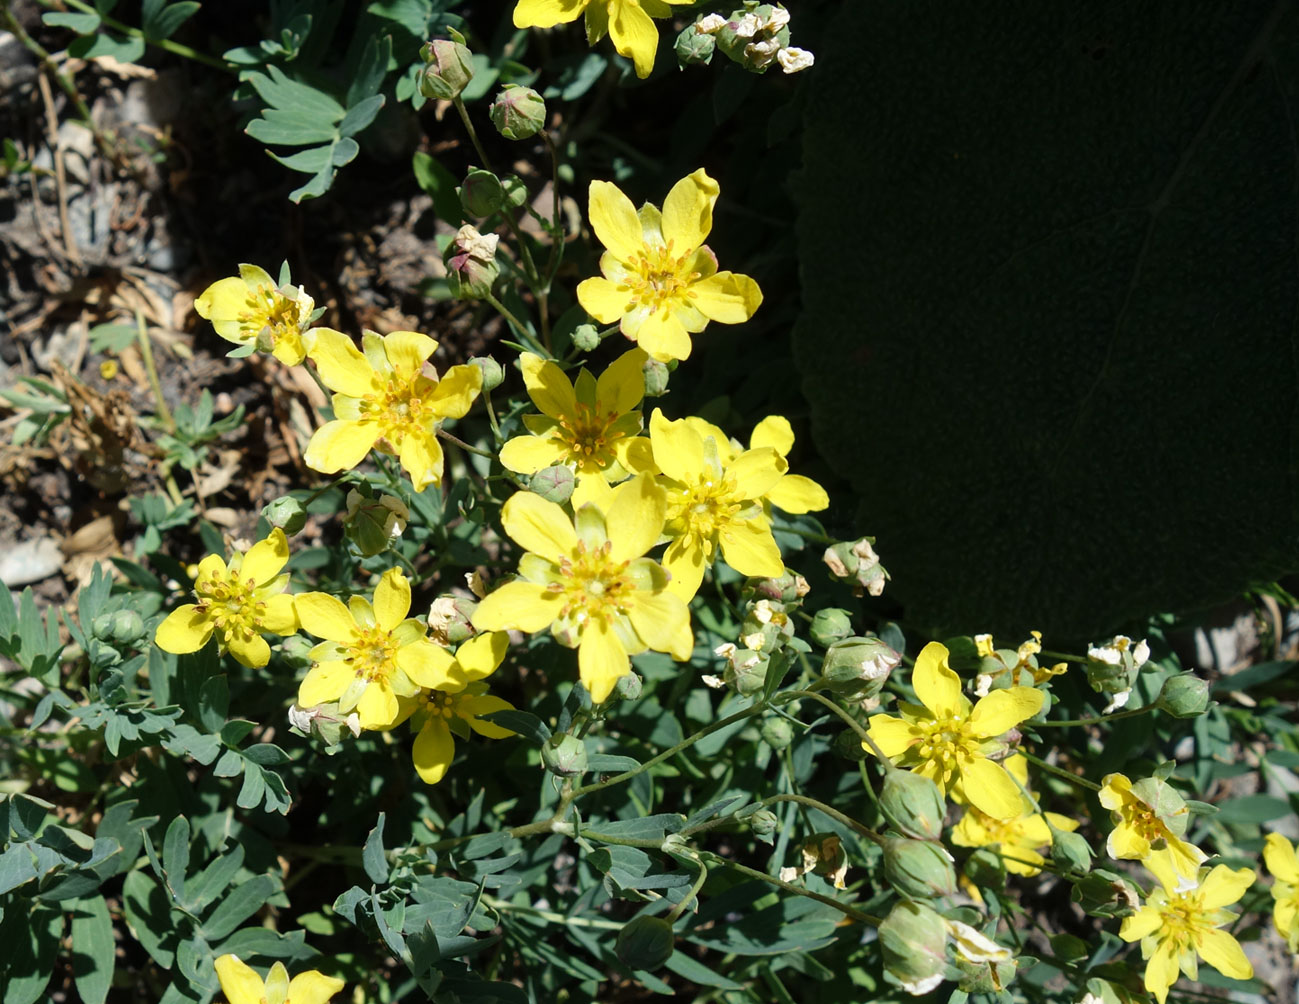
[239,284,304,345]
[549,540,634,627]
[422,690,462,719]
[1124,802,1174,845]
[195,570,266,643]
[360,375,438,441]
[557,401,623,468]
[913,715,980,774]
[1156,890,1211,951]
[345,625,398,683]
[666,475,741,540]
[621,240,701,315]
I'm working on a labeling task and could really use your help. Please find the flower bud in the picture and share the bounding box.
[261,495,307,535]
[469,354,504,391]
[675,23,717,65]
[962,847,1006,891]
[955,956,1017,995]
[1070,869,1140,919]
[1051,829,1093,874]
[809,607,853,647]
[744,571,809,605]
[444,224,500,300]
[92,612,116,641]
[1154,673,1210,718]
[530,465,575,505]
[821,635,900,697]
[280,633,315,669]
[714,5,793,73]
[1077,977,1131,1004]
[878,900,948,995]
[822,537,889,597]
[501,175,528,208]
[747,807,779,838]
[612,671,643,701]
[459,168,504,217]
[108,609,145,645]
[418,37,474,100]
[615,915,675,970]
[489,84,547,140]
[541,733,588,777]
[879,770,946,840]
[288,701,361,748]
[883,835,958,899]
[760,717,794,750]
[570,323,601,352]
[345,489,409,557]
[428,595,477,646]
[722,647,769,695]
[642,357,670,397]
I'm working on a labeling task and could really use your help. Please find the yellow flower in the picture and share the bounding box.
[471,475,692,702]
[296,569,455,731]
[952,807,1079,878]
[866,642,1045,819]
[648,409,789,601]
[1263,832,1299,953]
[577,170,762,362]
[686,414,830,516]
[155,529,298,668]
[409,631,516,785]
[196,264,314,365]
[1098,772,1207,879]
[498,349,653,498]
[304,328,482,493]
[512,0,693,78]
[1119,854,1254,1004]
[214,954,343,1004]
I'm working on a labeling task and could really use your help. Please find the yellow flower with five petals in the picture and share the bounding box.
[154,529,298,668]
[214,954,343,1004]
[499,349,653,498]
[1118,853,1254,1004]
[471,475,691,702]
[1098,772,1207,879]
[1263,832,1299,953]
[295,568,454,731]
[951,756,1079,877]
[195,264,314,365]
[866,641,1045,819]
[303,328,482,493]
[408,631,517,785]
[683,414,830,516]
[512,0,693,78]
[577,169,762,362]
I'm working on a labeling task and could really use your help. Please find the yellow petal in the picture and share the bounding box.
[398,430,444,493]
[454,631,509,680]
[571,472,616,511]
[396,639,456,690]
[195,276,250,325]
[588,180,644,261]
[270,331,306,366]
[1118,905,1162,943]
[959,757,1027,820]
[717,519,784,577]
[596,347,647,415]
[633,307,693,362]
[373,568,411,631]
[155,605,213,654]
[513,0,587,28]
[1107,821,1151,861]
[383,330,436,382]
[750,415,794,456]
[413,719,455,785]
[579,616,629,703]
[1264,833,1299,883]
[1098,772,1131,811]
[727,446,787,500]
[605,475,666,562]
[427,364,483,420]
[214,955,266,1004]
[577,276,631,325]
[298,660,355,707]
[304,419,379,475]
[649,409,704,484]
[307,328,375,397]
[463,695,516,738]
[912,641,963,717]
[866,714,918,758]
[606,0,659,77]
[627,588,690,654]
[661,169,717,252]
[662,537,707,601]
[259,593,298,635]
[690,271,762,324]
[766,474,829,514]
[195,552,228,584]
[1143,937,1178,1004]
[226,631,271,669]
[286,971,346,1004]
[1198,864,1255,910]
[357,682,399,730]
[1195,928,1252,981]
[499,433,563,474]
[241,528,289,585]
[295,593,359,643]
[500,491,578,561]
[472,581,564,633]
[968,687,1045,737]
[520,352,578,418]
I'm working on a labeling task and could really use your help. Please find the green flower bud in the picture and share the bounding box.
[878,900,948,995]
[1077,977,1131,1004]
[642,357,670,397]
[489,84,547,141]
[501,175,528,208]
[1155,673,1210,718]
[1051,829,1093,874]
[809,607,854,647]
[821,635,900,697]
[444,224,499,300]
[459,168,504,217]
[822,537,889,597]
[760,717,794,750]
[745,572,808,604]
[428,595,477,647]
[721,646,769,696]
[418,37,474,100]
[675,23,716,65]
[288,701,361,749]
[714,5,792,73]
[109,609,145,645]
[832,729,870,761]
[883,835,958,899]
[612,671,643,701]
[280,633,315,669]
[879,770,946,840]
[345,488,410,557]
[261,495,308,536]
[469,354,504,391]
[570,323,601,352]
[91,612,116,641]
[1070,868,1140,919]
[747,807,779,838]
[530,465,575,504]
[541,734,588,777]
[962,847,1005,891]
[615,915,674,971]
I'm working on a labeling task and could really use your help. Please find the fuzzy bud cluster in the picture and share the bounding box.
[823,537,889,596]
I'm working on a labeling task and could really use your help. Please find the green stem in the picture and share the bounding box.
[1039,650,1090,664]
[773,524,835,546]
[42,0,230,70]
[759,793,884,846]
[665,861,709,923]
[1036,704,1153,728]
[300,474,354,508]
[1017,750,1101,792]
[437,426,495,460]
[136,309,174,431]
[482,387,504,445]
[483,896,625,931]
[778,689,871,747]
[700,853,882,928]
[483,293,549,357]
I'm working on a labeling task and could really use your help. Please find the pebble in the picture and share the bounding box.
[0,537,63,587]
